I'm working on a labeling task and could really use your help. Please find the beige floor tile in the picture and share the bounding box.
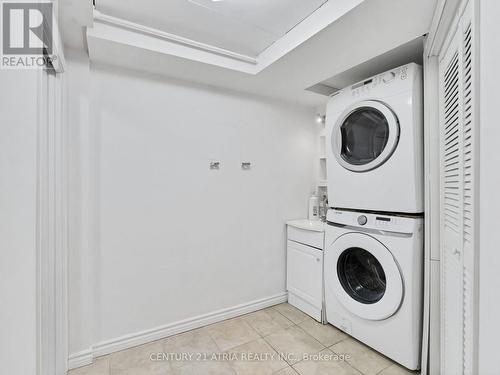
[298,320,348,347]
[86,306,412,375]
[243,308,294,337]
[227,338,288,375]
[330,338,392,375]
[378,363,420,375]
[264,326,325,365]
[163,328,219,368]
[168,360,236,375]
[69,357,110,375]
[272,304,310,324]
[108,340,170,375]
[272,366,299,375]
[293,348,362,375]
[205,317,260,352]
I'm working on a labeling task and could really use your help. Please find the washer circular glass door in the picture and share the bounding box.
[329,232,403,320]
[332,100,399,172]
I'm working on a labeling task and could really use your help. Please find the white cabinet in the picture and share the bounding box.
[286,221,325,322]
[287,225,324,250]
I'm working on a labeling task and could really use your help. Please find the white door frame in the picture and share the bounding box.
[423,0,461,374]
[423,0,480,374]
[36,66,68,375]
[36,3,68,372]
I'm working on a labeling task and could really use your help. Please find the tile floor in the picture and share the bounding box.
[69,303,420,375]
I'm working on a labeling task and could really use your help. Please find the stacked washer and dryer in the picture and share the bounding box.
[324,63,424,370]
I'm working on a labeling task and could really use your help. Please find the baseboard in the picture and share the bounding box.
[69,292,287,370]
[68,349,93,370]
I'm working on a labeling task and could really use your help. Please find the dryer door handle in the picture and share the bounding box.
[336,128,342,154]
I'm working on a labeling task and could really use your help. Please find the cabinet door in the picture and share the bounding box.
[438,1,477,373]
[286,240,323,308]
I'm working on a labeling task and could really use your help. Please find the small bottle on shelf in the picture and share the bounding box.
[308,190,319,221]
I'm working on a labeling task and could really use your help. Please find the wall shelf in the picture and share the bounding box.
[316,114,328,205]
[319,135,326,156]
[318,124,328,186]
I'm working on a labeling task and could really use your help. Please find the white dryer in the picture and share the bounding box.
[326,63,423,214]
[325,209,423,370]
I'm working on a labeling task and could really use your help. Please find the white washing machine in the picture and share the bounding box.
[325,208,423,370]
[326,63,423,214]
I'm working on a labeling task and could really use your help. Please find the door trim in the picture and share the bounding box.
[36,68,68,375]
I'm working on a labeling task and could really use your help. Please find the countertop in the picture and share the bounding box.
[286,219,326,232]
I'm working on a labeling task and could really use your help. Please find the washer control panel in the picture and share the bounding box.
[374,215,392,229]
[327,208,422,235]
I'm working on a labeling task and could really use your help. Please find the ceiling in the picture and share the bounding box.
[60,0,437,107]
[89,0,366,74]
[96,0,328,57]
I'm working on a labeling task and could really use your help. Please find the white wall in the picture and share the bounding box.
[68,58,317,355]
[477,1,500,374]
[0,70,39,374]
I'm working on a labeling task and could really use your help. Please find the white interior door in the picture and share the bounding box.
[438,1,477,374]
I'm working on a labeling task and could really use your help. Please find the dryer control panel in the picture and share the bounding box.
[349,64,414,99]
[326,208,422,235]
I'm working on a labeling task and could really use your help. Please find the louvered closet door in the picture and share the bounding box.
[439,2,476,374]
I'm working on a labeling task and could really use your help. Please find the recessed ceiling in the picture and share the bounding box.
[96,0,328,56]
[59,0,438,106]
[84,0,438,106]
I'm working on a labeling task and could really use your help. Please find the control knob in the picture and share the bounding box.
[357,215,368,226]
[382,72,396,83]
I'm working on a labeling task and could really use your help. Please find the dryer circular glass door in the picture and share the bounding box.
[332,100,399,172]
[328,232,403,320]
